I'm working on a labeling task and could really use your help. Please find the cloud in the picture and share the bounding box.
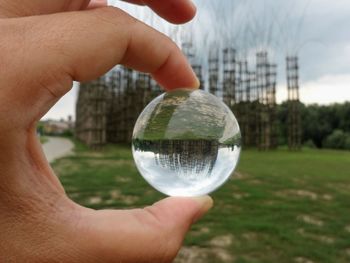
[42,0,350,120]
[300,74,350,104]
[277,74,350,104]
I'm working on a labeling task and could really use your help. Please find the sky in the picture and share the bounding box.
[43,0,350,120]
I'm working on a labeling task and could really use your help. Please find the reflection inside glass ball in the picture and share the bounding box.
[132,88,241,197]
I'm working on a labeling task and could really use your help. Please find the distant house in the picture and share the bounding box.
[42,116,74,136]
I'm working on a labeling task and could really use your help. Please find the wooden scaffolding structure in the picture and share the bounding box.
[256,51,270,150]
[75,48,291,151]
[75,77,109,148]
[286,56,302,150]
[182,41,204,89]
[235,60,252,147]
[106,70,123,143]
[222,47,236,108]
[255,51,278,150]
[208,48,220,96]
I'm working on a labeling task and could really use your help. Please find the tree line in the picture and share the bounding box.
[277,102,350,150]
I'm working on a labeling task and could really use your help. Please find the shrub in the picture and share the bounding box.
[304,139,316,148]
[323,129,347,149]
[345,135,350,150]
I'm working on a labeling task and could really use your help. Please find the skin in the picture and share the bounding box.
[0,0,213,262]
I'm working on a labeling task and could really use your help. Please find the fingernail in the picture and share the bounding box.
[189,67,200,89]
[188,0,197,13]
[193,77,200,89]
[192,196,214,223]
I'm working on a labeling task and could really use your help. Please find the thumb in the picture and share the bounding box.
[85,196,213,262]
[146,196,214,226]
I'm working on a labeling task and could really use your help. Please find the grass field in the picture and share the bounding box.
[53,141,350,263]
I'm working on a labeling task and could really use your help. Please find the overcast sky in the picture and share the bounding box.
[43,0,350,120]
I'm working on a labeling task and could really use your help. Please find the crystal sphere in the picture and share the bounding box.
[132,89,241,197]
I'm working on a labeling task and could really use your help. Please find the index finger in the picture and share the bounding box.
[120,0,196,24]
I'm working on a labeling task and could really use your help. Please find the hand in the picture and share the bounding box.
[0,1,213,262]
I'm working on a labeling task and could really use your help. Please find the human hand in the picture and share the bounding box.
[0,0,213,262]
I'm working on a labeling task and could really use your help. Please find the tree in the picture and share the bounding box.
[323,129,347,150]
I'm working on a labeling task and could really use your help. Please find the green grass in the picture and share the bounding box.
[53,142,350,263]
[138,89,235,142]
[40,136,48,144]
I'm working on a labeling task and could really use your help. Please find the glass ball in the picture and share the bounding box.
[132,89,241,197]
